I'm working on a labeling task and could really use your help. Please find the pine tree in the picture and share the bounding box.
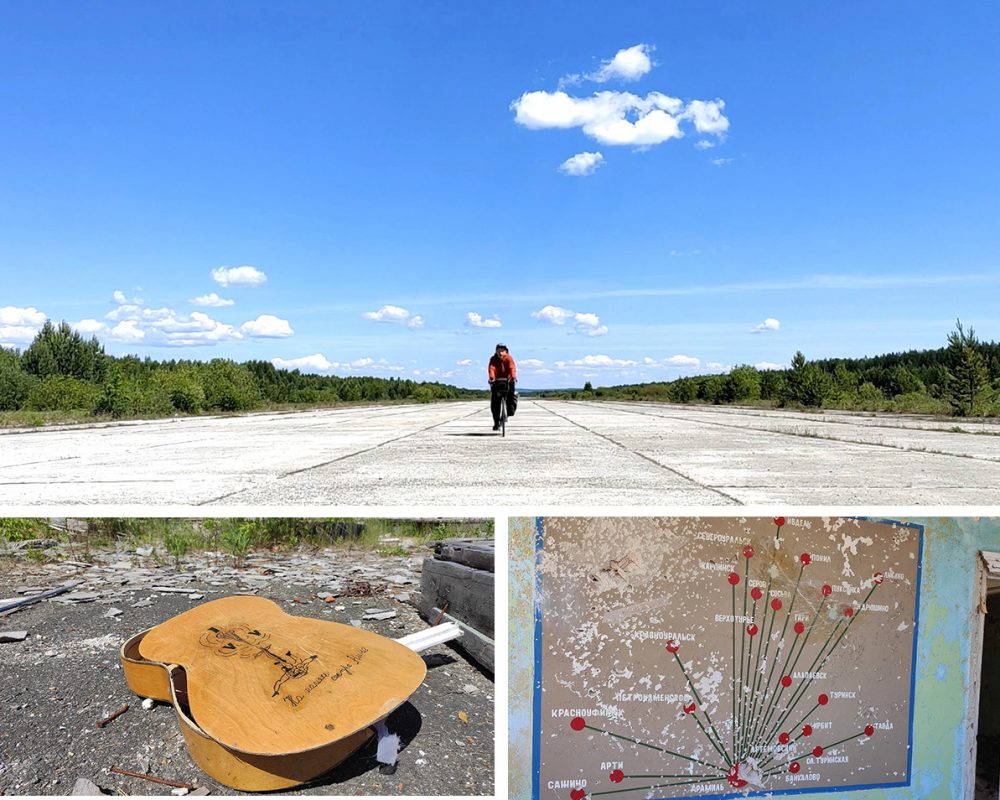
[946,320,989,416]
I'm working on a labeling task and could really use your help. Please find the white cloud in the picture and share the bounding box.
[111,290,143,305]
[644,355,701,368]
[240,314,294,338]
[589,44,654,83]
[363,305,424,328]
[0,306,46,326]
[706,361,729,372]
[683,99,730,135]
[532,305,576,325]
[559,151,604,176]
[191,292,235,308]
[73,319,106,334]
[755,361,784,371]
[272,354,334,372]
[534,367,555,375]
[0,326,40,344]
[521,358,545,367]
[511,90,728,149]
[532,304,608,336]
[710,157,735,167]
[751,317,781,334]
[0,306,46,344]
[694,140,715,150]
[466,311,502,328]
[456,358,473,366]
[556,354,637,368]
[110,320,145,342]
[211,266,267,287]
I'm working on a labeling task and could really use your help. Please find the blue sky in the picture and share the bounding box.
[2,1,999,389]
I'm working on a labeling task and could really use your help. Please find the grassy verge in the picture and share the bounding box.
[0,517,492,566]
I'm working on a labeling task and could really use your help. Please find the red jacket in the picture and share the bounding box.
[488,353,517,382]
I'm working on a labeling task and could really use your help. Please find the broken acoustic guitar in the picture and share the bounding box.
[120,595,427,791]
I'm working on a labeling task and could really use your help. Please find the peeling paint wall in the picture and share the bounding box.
[509,517,1000,800]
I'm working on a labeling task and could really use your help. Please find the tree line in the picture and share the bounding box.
[0,321,484,418]
[546,321,999,417]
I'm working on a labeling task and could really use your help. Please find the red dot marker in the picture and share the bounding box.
[801,553,811,565]
[747,624,759,636]
[844,607,854,618]
[818,693,829,705]
[865,725,875,737]
[751,587,763,601]
[743,545,755,559]
[771,598,783,611]
[873,571,884,584]
[683,702,697,715]
[609,769,624,784]
[789,761,801,774]
[666,640,680,653]
[802,724,813,737]
[773,516,786,527]
[570,716,586,731]
[781,675,792,688]
[778,732,790,745]
[571,789,586,800]
[813,746,824,758]
[822,584,832,597]
[728,571,741,586]
[794,621,806,635]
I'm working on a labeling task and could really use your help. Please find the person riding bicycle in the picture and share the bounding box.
[488,343,517,431]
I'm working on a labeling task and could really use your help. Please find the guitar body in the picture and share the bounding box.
[121,596,427,790]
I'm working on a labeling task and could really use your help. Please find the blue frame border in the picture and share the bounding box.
[530,517,924,800]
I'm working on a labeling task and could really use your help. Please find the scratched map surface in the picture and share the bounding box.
[533,517,922,800]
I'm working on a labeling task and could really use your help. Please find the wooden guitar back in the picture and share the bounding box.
[138,596,426,756]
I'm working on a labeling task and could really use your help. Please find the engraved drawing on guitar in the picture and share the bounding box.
[201,624,319,697]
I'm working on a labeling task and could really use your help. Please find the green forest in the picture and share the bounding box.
[0,320,485,424]
[541,322,1000,417]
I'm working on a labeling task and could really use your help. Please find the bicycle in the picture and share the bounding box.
[492,378,511,437]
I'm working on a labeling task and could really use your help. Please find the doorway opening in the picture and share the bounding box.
[975,551,1000,800]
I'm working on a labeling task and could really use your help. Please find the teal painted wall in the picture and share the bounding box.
[508,517,1000,800]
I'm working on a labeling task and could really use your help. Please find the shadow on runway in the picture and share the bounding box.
[445,432,501,437]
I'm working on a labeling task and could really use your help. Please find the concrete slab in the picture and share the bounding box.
[1,400,998,506]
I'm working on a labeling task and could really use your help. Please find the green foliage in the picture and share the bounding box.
[199,360,262,412]
[411,387,435,403]
[782,352,832,408]
[0,518,49,542]
[221,521,255,568]
[22,321,106,382]
[163,529,192,570]
[0,349,36,411]
[25,375,101,411]
[723,365,761,403]
[856,381,885,409]
[946,319,990,416]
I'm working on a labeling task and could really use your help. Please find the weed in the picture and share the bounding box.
[164,530,191,571]
[221,521,255,568]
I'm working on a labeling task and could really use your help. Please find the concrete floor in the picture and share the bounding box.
[2,400,999,506]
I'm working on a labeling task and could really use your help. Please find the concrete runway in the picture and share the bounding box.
[2,399,999,506]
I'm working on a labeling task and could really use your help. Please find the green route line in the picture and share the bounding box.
[738,594,759,761]
[760,619,845,752]
[752,592,828,750]
[756,701,821,772]
[671,650,732,766]
[745,574,776,751]
[731,582,737,757]
[592,777,722,797]
[748,563,804,748]
[762,580,881,750]
[761,729,869,778]
[582,725,727,773]
[623,774,724,779]
[736,556,750,758]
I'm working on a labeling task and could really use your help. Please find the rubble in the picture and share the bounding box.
[70,777,105,795]
[0,630,28,643]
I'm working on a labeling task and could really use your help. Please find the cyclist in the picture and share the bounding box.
[488,343,517,431]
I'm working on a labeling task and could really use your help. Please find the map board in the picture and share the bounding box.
[532,517,923,800]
